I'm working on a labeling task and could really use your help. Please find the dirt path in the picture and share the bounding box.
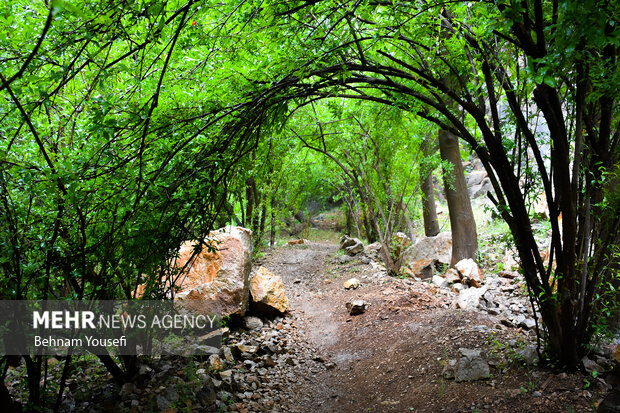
[257,240,606,413]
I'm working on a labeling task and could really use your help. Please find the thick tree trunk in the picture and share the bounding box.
[421,174,440,236]
[421,138,440,237]
[438,129,477,265]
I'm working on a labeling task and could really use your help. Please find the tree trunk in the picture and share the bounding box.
[269,196,276,247]
[345,206,352,235]
[362,204,376,243]
[400,202,416,242]
[421,138,440,237]
[438,129,477,265]
[256,202,267,248]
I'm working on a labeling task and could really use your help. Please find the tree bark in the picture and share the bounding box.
[438,129,477,265]
[421,137,440,236]
[269,196,276,247]
[345,206,352,235]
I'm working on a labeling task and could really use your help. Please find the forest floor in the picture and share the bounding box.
[254,237,611,413]
[5,230,615,413]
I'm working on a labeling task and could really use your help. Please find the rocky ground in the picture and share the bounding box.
[6,239,618,412]
[241,240,616,413]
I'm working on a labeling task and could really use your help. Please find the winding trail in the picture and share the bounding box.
[256,240,600,413]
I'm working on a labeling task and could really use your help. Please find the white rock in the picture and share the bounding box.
[432,275,449,289]
[457,286,487,310]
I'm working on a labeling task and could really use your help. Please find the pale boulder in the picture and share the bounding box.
[250,266,289,314]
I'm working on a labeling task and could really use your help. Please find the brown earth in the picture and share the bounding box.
[257,240,608,413]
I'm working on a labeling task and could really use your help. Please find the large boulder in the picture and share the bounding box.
[404,232,452,267]
[176,226,253,317]
[250,266,289,314]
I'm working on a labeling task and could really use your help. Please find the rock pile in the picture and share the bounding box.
[79,314,329,413]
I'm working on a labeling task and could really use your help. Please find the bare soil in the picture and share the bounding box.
[257,240,608,413]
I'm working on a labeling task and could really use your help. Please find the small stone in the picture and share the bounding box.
[432,275,449,289]
[156,395,171,410]
[519,345,539,365]
[236,344,257,353]
[344,278,361,290]
[455,348,490,382]
[220,370,233,382]
[198,381,217,406]
[346,300,368,315]
[442,359,457,379]
[336,255,353,264]
[244,316,264,330]
[120,382,136,398]
[444,268,461,284]
[457,287,487,310]
[223,346,235,362]
[275,323,284,330]
[519,318,536,330]
[499,270,518,279]
[455,259,483,287]
[165,387,179,403]
[209,354,224,371]
[597,389,620,413]
[452,283,465,292]
[582,356,603,375]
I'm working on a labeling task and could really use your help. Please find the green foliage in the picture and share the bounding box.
[0,0,618,407]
